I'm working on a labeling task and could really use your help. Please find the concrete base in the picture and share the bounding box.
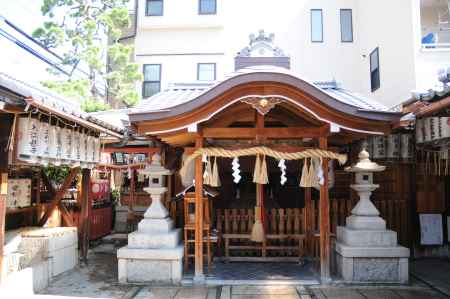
[117,187,183,284]
[335,226,410,284]
[115,206,129,233]
[117,246,183,284]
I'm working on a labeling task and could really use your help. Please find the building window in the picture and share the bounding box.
[311,9,323,42]
[199,0,216,15]
[197,63,216,81]
[146,0,163,16]
[340,9,353,42]
[370,48,380,92]
[143,64,161,98]
[420,0,450,49]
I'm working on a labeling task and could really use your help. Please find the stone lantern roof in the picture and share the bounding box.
[345,147,386,173]
[139,153,172,176]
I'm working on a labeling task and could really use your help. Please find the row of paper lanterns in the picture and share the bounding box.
[366,134,413,159]
[16,117,101,168]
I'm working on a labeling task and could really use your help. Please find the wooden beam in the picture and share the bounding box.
[0,173,8,286]
[102,147,160,154]
[202,126,329,139]
[59,202,74,227]
[194,135,204,280]
[80,168,91,264]
[319,137,331,283]
[38,168,80,226]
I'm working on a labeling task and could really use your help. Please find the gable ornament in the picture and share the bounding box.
[241,97,284,115]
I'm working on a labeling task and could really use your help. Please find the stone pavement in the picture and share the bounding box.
[34,245,450,299]
[410,258,450,296]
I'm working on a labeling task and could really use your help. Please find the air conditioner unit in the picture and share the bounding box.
[372,135,387,159]
[387,134,400,158]
[416,118,424,143]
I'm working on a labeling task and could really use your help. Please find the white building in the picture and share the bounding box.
[128,0,450,108]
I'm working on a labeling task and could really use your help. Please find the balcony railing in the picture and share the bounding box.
[422,42,450,50]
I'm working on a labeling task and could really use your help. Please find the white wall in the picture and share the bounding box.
[133,0,449,106]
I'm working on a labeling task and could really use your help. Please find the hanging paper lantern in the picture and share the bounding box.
[38,120,50,165]
[16,117,40,163]
[79,132,87,168]
[54,126,62,166]
[63,128,73,163]
[48,124,58,161]
[60,128,68,164]
[73,129,81,167]
[94,137,101,163]
[90,136,96,162]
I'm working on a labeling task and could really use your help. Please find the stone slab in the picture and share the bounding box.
[117,246,184,260]
[232,285,298,295]
[353,257,400,282]
[232,295,300,299]
[50,245,78,277]
[128,229,181,249]
[317,288,365,299]
[345,216,386,230]
[175,287,208,298]
[220,286,231,299]
[359,289,402,299]
[337,226,398,247]
[134,287,179,299]
[138,218,174,233]
[21,227,78,252]
[335,242,410,258]
[125,259,182,283]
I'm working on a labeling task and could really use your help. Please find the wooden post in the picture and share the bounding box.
[194,135,204,280]
[38,168,80,226]
[304,186,312,255]
[319,137,331,282]
[0,173,8,286]
[80,168,91,264]
[130,169,135,211]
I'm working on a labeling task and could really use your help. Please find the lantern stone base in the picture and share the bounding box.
[117,246,183,284]
[335,226,410,284]
[117,196,183,284]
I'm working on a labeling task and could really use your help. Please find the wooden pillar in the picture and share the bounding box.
[80,168,91,264]
[319,137,331,282]
[0,173,8,286]
[304,186,313,255]
[194,135,204,280]
[130,169,135,211]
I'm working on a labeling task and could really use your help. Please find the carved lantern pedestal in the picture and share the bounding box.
[335,148,410,283]
[117,154,183,284]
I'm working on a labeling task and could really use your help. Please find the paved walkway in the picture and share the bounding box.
[410,258,450,296]
[35,245,450,299]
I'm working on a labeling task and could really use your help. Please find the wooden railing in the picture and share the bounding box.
[216,196,410,259]
[216,208,306,259]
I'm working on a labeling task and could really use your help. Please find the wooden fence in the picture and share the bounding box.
[217,196,410,258]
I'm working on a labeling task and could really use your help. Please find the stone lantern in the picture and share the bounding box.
[335,146,409,283]
[117,153,184,284]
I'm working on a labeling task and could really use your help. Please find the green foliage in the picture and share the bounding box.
[33,0,142,109]
[82,98,110,112]
[43,165,71,186]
